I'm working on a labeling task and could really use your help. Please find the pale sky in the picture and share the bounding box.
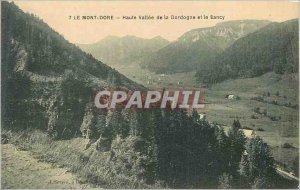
[15,1,299,44]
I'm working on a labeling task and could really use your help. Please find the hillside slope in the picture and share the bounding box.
[196,19,299,84]
[1,2,143,138]
[142,20,270,73]
[78,35,169,65]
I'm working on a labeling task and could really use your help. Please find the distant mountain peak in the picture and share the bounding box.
[95,35,120,44]
[152,35,168,41]
[179,19,271,42]
[122,35,140,40]
[78,34,170,65]
[216,19,270,26]
[143,20,271,73]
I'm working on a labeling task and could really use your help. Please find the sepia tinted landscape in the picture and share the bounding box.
[1,1,299,189]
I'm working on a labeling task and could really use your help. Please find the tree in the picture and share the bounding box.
[292,155,299,177]
[240,136,276,188]
[107,106,129,138]
[218,173,232,189]
[107,69,121,87]
[213,126,230,173]
[227,120,246,177]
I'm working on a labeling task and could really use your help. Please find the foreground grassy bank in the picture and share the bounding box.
[2,129,164,189]
[2,143,89,189]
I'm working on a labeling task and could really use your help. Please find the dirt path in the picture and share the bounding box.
[1,144,89,189]
[276,167,299,182]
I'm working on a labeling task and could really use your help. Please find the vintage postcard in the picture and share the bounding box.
[1,1,299,189]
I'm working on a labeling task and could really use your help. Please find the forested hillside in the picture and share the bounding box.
[1,1,143,136]
[1,2,296,189]
[196,19,299,84]
[78,35,169,65]
[141,20,270,73]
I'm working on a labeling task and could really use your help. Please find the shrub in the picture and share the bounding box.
[284,102,298,109]
[292,104,299,109]
[268,115,281,121]
[262,109,267,116]
[254,107,260,114]
[251,96,264,102]
[282,143,295,149]
[257,128,265,131]
[251,114,259,119]
[284,102,292,107]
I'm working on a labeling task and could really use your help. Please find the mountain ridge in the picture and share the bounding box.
[195,18,299,84]
[141,20,271,73]
[78,35,170,65]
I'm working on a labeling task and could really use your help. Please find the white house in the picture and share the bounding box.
[198,113,206,120]
[226,94,235,100]
[241,129,256,139]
